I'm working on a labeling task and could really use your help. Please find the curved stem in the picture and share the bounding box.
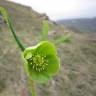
[7,17,25,51]
[1,7,36,96]
[0,7,25,51]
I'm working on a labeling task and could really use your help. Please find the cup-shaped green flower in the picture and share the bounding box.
[23,41,60,83]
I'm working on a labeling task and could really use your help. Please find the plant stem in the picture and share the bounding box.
[1,7,36,96]
[7,16,25,51]
[0,7,25,51]
[29,79,36,96]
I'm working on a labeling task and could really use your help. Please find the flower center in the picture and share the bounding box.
[27,53,48,72]
[33,55,44,66]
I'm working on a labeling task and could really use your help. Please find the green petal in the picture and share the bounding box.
[36,41,57,55]
[23,46,36,59]
[46,55,60,76]
[30,71,51,83]
[24,61,51,83]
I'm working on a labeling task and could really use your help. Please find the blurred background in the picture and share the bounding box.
[0,0,96,96]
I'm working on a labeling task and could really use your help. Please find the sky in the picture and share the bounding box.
[8,0,96,20]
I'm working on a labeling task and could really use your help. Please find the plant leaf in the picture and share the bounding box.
[41,20,49,40]
[54,34,71,45]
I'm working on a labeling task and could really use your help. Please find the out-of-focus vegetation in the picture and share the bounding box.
[0,0,96,96]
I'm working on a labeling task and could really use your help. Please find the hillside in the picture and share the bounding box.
[0,0,96,96]
[57,18,96,33]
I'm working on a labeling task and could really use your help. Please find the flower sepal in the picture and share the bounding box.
[23,41,60,83]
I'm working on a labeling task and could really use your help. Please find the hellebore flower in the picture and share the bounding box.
[23,41,60,83]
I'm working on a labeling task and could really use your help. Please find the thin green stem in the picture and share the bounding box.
[29,79,36,96]
[7,17,25,51]
[0,7,25,51]
[1,7,36,96]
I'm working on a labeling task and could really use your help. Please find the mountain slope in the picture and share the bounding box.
[58,18,96,33]
[0,0,96,96]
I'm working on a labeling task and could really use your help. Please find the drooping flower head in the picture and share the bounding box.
[23,41,60,83]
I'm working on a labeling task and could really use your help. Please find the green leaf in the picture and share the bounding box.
[36,41,57,55]
[54,34,71,45]
[41,20,49,40]
[46,55,60,76]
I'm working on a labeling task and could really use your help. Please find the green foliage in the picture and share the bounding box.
[0,2,96,96]
[23,41,60,83]
[41,20,49,41]
[0,6,61,96]
[54,34,71,45]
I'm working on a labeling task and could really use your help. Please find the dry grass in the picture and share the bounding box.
[0,0,96,96]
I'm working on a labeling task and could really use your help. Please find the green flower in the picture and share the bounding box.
[23,41,60,83]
